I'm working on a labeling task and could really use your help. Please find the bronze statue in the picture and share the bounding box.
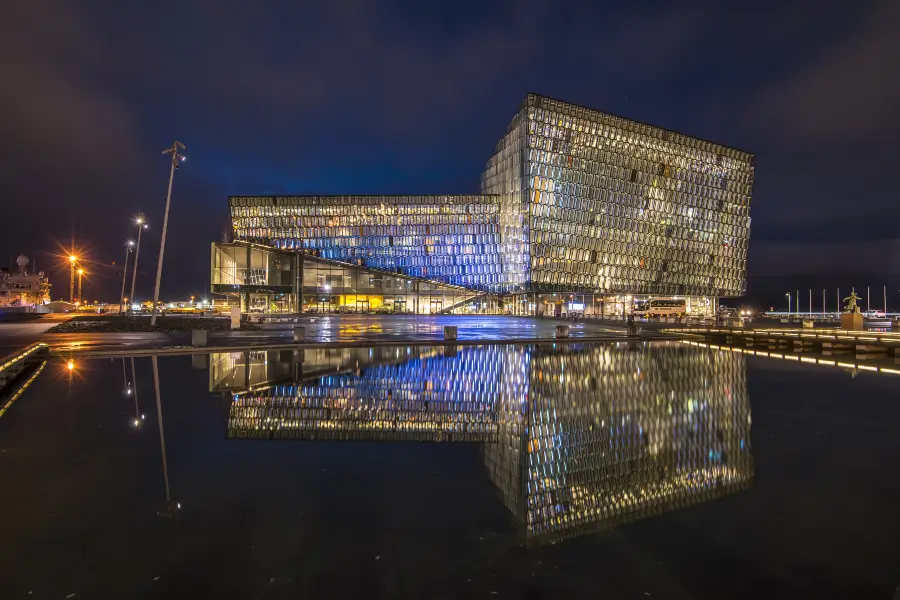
[843,291,861,314]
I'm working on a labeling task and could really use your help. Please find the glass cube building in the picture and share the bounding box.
[218,94,753,314]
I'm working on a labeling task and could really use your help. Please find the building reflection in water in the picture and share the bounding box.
[211,342,753,546]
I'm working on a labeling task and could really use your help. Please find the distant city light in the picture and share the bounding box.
[66,360,75,371]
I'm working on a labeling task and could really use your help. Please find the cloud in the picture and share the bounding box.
[0,1,147,182]
[750,0,900,143]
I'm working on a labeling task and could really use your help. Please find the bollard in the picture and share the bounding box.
[556,325,570,338]
[293,326,306,342]
[444,326,458,340]
[191,329,208,347]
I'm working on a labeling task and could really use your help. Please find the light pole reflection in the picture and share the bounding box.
[151,355,179,518]
[130,357,143,427]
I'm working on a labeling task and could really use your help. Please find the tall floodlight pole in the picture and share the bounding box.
[119,241,134,313]
[822,289,826,317]
[867,286,870,311]
[884,285,887,314]
[69,255,77,302]
[77,269,84,304]
[786,292,791,314]
[130,216,148,314]
[150,141,186,327]
[809,289,812,316]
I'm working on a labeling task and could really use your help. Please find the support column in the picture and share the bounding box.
[295,253,303,314]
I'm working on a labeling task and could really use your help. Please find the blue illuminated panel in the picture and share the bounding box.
[230,195,503,292]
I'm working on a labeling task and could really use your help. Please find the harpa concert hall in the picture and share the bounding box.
[211,94,754,317]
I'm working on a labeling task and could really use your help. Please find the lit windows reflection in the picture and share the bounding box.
[214,342,753,546]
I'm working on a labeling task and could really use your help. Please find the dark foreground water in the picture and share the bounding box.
[1,341,898,599]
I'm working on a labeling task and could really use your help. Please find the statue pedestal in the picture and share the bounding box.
[841,313,864,331]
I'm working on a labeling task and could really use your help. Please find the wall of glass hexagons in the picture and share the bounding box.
[228,94,753,298]
[482,94,754,296]
[230,195,503,292]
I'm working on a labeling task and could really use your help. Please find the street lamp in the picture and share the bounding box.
[129,216,148,314]
[119,240,135,314]
[69,255,77,303]
[77,268,84,304]
[785,292,791,314]
[150,141,186,327]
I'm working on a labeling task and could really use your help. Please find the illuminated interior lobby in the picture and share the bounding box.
[211,94,753,316]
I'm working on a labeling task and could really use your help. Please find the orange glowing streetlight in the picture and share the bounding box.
[68,254,78,303]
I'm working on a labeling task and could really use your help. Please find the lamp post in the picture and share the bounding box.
[785,292,791,314]
[69,255,77,303]
[150,141,186,327]
[77,268,84,304]
[129,216,148,314]
[119,241,135,314]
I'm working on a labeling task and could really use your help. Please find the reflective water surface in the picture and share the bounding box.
[1,341,899,598]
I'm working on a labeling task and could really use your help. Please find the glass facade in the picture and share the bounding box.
[230,195,503,292]
[482,94,754,296]
[214,341,753,545]
[224,94,753,302]
[211,241,491,314]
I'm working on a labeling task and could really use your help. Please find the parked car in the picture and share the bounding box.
[862,310,886,319]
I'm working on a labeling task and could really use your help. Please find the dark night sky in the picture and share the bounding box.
[2,0,898,307]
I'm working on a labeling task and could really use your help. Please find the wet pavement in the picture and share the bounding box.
[1,341,899,598]
[1,315,629,355]
[0,321,61,354]
[247,314,625,343]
